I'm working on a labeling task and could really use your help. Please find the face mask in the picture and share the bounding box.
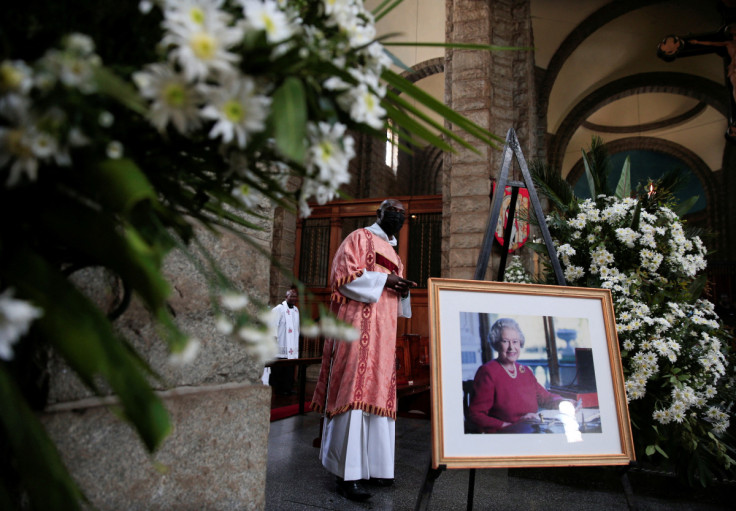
[380,210,405,235]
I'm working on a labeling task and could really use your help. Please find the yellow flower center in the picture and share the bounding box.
[0,64,22,91]
[263,15,276,35]
[191,32,216,60]
[319,141,332,161]
[364,92,374,110]
[223,100,243,122]
[189,7,205,25]
[163,83,186,107]
[6,129,31,157]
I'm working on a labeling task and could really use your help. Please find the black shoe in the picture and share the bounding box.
[336,478,371,501]
[368,477,394,487]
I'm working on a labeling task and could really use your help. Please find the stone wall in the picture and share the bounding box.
[443,0,536,279]
[41,200,275,510]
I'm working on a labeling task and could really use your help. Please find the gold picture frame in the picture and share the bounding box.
[428,278,635,469]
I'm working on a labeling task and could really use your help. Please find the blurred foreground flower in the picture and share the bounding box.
[0,288,43,360]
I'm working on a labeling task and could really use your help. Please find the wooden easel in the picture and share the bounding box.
[414,128,567,511]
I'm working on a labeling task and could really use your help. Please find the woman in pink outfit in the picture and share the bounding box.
[468,318,566,433]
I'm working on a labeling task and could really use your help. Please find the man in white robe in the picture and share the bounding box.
[268,287,299,395]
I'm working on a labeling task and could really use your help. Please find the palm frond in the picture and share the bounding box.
[529,159,576,214]
[585,136,611,195]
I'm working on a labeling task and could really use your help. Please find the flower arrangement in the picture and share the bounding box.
[0,0,502,507]
[531,139,735,485]
[503,255,533,284]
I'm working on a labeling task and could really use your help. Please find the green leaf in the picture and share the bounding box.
[673,195,699,217]
[686,274,707,302]
[92,66,147,115]
[272,77,307,163]
[581,148,596,198]
[0,367,85,510]
[614,156,631,199]
[81,158,156,214]
[36,199,172,312]
[373,0,405,21]
[654,444,669,458]
[646,444,656,456]
[384,90,479,152]
[382,103,454,153]
[530,159,576,213]
[382,69,503,148]
[4,248,171,451]
[629,199,642,231]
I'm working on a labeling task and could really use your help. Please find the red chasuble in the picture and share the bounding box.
[312,228,404,420]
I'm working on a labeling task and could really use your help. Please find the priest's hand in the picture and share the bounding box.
[385,274,417,297]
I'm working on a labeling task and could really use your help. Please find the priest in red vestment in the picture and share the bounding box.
[312,199,416,501]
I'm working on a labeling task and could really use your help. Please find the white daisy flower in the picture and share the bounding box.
[215,314,234,335]
[0,288,43,361]
[306,121,355,185]
[241,0,294,44]
[169,337,201,365]
[220,291,249,310]
[0,126,40,186]
[200,75,271,148]
[337,82,386,130]
[232,182,261,209]
[63,33,96,56]
[163,0,230,32]
[163,14,243,81]
[106,141,123,159]
[0,60,34,95]
[134,63,203,134]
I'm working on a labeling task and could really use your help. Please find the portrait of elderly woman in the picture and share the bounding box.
[468,318,567,433]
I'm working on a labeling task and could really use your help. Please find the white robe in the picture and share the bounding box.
[261,301,299,384]
[319,223,410,481]
[273,301,299,359]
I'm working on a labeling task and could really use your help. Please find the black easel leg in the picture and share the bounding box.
[620,467,638,510]
[466,468,476,511]
[415,458,445,511]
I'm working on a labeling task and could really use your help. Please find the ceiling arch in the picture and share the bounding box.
[581,101,708,134]
[537,0,666,112]
[549,72,730,172]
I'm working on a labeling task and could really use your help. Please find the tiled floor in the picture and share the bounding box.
[265,391,734,511]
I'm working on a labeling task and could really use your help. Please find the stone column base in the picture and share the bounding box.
[41,382,271,511]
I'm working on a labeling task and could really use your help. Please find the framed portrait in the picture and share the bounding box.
[428,278,635,469]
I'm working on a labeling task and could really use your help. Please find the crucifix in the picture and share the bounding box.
[657,19,736,144]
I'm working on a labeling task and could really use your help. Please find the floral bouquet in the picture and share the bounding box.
[531,140,735,484]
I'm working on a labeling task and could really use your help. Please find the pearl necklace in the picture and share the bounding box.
[502,362,517,379]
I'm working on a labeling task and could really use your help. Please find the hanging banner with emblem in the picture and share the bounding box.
[492,182,530,253]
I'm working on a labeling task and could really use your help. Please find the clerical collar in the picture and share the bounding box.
[366,222,397,246]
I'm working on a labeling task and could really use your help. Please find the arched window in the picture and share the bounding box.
[385,119,399,173]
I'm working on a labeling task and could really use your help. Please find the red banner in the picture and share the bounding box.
[493,183,530,253]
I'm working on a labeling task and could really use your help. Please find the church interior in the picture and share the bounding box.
[274,0,736,380]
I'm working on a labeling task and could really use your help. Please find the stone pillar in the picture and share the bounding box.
[40,200,275,510]
[444,0,536,279]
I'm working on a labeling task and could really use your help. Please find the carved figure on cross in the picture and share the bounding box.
[657,23,736,144]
